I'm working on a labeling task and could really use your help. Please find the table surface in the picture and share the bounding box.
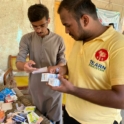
[0,84,50,124]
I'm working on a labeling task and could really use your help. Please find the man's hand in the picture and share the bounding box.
[47,75,74,94]
[48,65,68,75]
[24,60,38,73]
[48,66,59,74]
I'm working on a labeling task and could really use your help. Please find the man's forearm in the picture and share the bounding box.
[71,85,124,109]
[16,61,25,71]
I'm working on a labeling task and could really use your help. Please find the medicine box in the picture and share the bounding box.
[41,73,58,82]
[48,78,61,86]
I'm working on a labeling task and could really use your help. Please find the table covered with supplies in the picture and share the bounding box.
[0,84,50,124]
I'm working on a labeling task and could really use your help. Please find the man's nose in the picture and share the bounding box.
[35,28,42,32]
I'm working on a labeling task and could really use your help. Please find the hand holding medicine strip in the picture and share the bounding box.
[55,68,60,74]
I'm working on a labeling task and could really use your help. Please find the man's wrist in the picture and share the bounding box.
[69,85,76,95]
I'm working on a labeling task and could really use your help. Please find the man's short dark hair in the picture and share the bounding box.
[28,4,49,22]
[58,0,98,20]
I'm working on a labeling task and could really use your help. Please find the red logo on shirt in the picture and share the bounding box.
[95,49,108,61]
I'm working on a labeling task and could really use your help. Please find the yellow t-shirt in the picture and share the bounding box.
[66,26,124,124]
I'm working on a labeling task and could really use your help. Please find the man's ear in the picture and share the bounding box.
[81,15,89,27]
[48,18,50,24]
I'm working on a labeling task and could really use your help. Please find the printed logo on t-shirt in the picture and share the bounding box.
[95,49,108,61]
[88,49,108,72]
[89,60,106,72]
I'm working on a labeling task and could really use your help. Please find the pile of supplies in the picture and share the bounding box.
[0,88,43,124]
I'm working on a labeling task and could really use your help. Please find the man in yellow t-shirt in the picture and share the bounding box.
[48,0,124,124]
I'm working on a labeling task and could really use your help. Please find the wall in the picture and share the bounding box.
[91,0,124,31]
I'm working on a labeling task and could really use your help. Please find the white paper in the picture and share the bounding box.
[1,103,12,111]
[32,67,48,74]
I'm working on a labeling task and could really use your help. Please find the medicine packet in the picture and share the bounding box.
[48,78,61,86]
[41,73,58,82]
